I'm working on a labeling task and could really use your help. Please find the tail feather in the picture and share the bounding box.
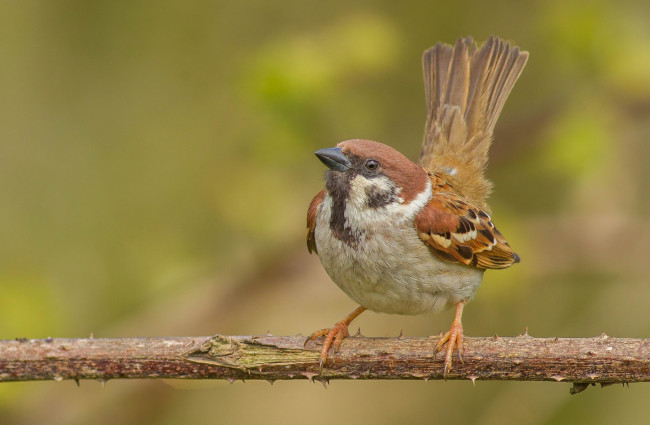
[443,39,470,111]
[419,36,528,209]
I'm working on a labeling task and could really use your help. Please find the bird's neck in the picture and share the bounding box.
[321,177,432,247]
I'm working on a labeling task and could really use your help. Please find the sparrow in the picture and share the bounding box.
[305,36,528,375]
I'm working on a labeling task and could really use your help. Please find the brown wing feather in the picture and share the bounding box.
[306,189,326,254]
[414,175,520,270]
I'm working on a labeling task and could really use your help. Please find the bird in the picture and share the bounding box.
[304,36,528,375]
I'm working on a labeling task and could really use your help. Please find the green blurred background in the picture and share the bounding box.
[1,0,648,424]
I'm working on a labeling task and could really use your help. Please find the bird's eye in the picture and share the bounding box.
[365,159,380,171]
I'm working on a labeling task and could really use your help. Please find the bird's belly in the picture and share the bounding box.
[315,224,484,315]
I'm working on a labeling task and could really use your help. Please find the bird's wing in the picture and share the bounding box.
[306,189,326,254]
[414,173,519,269]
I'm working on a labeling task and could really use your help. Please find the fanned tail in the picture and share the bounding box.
[419,36,528,209]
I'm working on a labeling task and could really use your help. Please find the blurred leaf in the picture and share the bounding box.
[540,96,614,180]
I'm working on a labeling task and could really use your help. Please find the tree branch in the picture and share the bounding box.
[1,335,648,393]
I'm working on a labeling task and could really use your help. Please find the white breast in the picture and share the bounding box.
[314,179,484,315]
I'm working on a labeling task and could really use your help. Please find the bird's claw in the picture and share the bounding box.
[435,320,464,378]
[305,321,350,370]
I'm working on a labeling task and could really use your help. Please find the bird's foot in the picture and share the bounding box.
[304,321,350,370]
[436,319,464,378]
[304,306,366,370]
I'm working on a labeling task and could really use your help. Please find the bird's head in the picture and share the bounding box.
[315,139,429,211]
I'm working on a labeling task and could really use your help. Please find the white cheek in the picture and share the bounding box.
[347,175,366,206]
[344,176,431,229]
[347,175,397,207]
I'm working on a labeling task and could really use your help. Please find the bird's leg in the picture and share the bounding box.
[435,301,465,377]
[305,306,366,369]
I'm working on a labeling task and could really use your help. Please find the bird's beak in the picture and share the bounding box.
[315,147,351,172]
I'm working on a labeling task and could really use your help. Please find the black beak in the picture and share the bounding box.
[315,147,351,172]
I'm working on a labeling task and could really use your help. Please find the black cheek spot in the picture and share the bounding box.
[365,185,396,209]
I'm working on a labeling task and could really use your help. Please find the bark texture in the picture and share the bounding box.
[1,335,648,393]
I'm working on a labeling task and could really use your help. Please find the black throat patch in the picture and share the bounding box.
[325,170,362,248]
[322,150,403,248]
[324,165,399,248]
